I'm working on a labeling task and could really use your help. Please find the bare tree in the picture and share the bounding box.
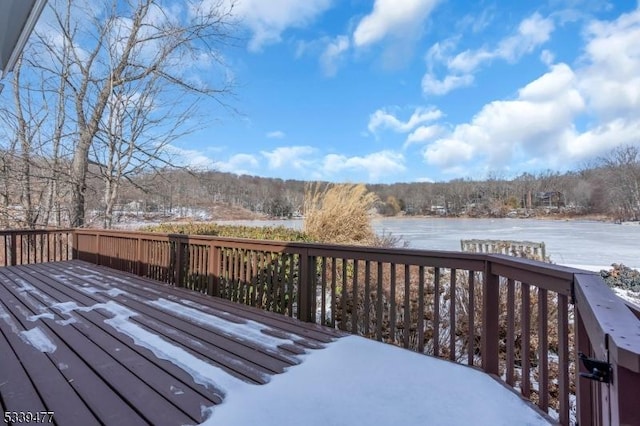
[92,69,199,227]
[0,58,53,228]
[31,0,237,226]
[598,145,640,221]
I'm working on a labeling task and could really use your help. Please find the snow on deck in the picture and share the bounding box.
[202,335,549,426]
[49,299,253,394]
[19,327,57,353]
[149,298,303,355]
[0,261,550,425]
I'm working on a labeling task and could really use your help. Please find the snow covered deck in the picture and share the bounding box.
[0,260,549,425]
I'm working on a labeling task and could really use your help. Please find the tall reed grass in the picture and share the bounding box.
[303,183,378,245]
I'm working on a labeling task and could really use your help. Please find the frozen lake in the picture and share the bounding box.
[216,218,640,270]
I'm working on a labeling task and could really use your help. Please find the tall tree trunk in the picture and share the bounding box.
[70,142,90,227]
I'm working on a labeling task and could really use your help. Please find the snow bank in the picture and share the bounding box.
[202,335,549,426]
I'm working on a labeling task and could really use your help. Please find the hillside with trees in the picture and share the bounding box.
[2,143,638,228]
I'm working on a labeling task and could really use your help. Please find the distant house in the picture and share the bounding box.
[534,191,565,208]
[430,205,448,215]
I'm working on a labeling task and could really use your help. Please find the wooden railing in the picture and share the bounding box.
[0,229,73,267]
[2,228,639,425]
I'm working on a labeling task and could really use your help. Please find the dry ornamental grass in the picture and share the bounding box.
[303,183,378,245]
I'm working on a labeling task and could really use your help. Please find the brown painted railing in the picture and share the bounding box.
[0,229,73,266]
[1,228,638,425]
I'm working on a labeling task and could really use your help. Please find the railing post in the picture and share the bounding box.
[610,365,640,426]
[298,249,315,323]
[208,242,220,297]
[95,232,101,265]
[174,237,183,287]
[575,306,595,425]
[136,237,142,276]
[9,233,17,266]
[72,230,79,260]
[482,258,499,375]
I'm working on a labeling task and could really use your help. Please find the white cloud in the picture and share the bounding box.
[448,13,554,73]
[421,7,640,174]
[320,35,350,76]
[322,151,405,181]
[565,118,640,158]
[415,177,435,183]
[423,138,475,169]
[353,0,439,47]
[425,38,458,67]
[422,73,474,95]
[423,13,555,96]
[501,12,555,60]
[404,125,444,148]
[456,8,495,34]
[226,0,333,51]
[368,107,442,134]
[447,50,494,75]
[578,8,640,120]
[165,146,259,174]
[166,145,215,170]
[424,63,585,169]
[266,130,286,139]
[540,49,555,66]
[213,154,259,175]
[261,146,316,169]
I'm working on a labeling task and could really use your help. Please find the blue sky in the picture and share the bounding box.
[99,1,640,183]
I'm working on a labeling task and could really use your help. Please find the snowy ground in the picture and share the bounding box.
[202,335,549,426]
[611,287,640,306]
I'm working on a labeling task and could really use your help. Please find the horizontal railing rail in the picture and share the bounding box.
[3,228,638,425]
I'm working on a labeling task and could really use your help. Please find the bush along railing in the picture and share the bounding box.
[0,229,73,267]
[70,229,640,426]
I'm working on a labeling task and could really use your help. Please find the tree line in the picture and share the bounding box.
[2,143,639,228]
[161,145,640,222]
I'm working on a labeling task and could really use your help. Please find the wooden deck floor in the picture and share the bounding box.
[0,260,344,425]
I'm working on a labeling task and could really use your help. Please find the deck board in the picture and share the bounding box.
[0,260,343,425]
[51,261,342,342]
[31,262,298,377]
[18,264,284,383]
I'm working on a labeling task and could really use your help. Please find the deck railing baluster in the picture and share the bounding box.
[558,294,569,425]
[389,263,396,345]
[418,266,425,354]
[375,261,383,341]
[331,257,337,328]
[352,260,359,335]
[340,258,347,331]
[288,253,295,317]
[403,264,410,349]
[521,282,531,398]
[364,261,371,337]
[506,278,516,385]
[538,288,549,412]
[320,257,327,325]
[449,268,457,361]
[433,267,440,357]
[467,271,475,366]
